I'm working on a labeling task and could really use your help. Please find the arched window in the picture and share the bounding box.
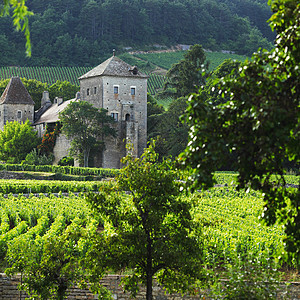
[125,113,130,121]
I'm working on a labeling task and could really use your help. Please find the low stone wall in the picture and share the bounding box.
[0,273,299,300]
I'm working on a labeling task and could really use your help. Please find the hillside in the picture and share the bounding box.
[0,0,273,67]
[0,51,247,97]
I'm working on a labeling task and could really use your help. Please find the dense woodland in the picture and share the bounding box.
[0,0,274,66]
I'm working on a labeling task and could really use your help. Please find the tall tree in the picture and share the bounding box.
[0,120,40,163]
[86,141,206,300]
[1,0,33,55]
[182,0,300,267]
[163,44,209,98]
[59,101,116,167]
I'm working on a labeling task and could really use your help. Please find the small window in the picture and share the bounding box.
[94,87,97,94]
[131,87,136,95]
[125,113,131,121]
[87,88,90,96]
[111,113,118,121]
[17,111,22,119]
[114,86,119,94]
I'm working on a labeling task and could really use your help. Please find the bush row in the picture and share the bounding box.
[0,164,120,178]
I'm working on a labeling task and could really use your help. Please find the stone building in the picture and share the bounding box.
[0,56,147,168]
[0,77,35,130]
[78,54,148,168]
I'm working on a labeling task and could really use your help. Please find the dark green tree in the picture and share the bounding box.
[1,0,33,55]
[86,141,206,300]
[0,120,40,163]
[5,217,101,300]
[163,44,209,98]
[182,0,300,267]
[49,80,79,102]
[59,101,116,167]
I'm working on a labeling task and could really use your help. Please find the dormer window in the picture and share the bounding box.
[114,86,119,94]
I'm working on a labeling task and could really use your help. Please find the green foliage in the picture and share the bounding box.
[0,163,119,177]
[23,149,53,166]
[182,0,300,267]
[59,101,116,167]
[0,0,33,56]
[58,156,74,166]
[148,97,189,158]
[0,120,40,163]
[209,257,281,300]
[1,0,273,66]
[0,179,107,194]
[38,123,61,155]
[86,141,206,299]
[163,45,209,98]
[49,80,79,101]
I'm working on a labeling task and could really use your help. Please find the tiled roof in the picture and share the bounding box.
[0,77,35,105]
[79,56,147,80]
[34,99,76,125]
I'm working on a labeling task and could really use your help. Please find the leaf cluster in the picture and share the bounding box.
[86,141,206,298]
[182,0,300,267]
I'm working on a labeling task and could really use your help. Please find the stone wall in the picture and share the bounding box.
[52,134,72,165]
[0,274,299,300]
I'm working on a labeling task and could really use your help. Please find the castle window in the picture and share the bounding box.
[111,113,118,121]
[17,111,22,119]
[94,87,97,94]
[114,86,119,94]
[87,88,90,96]
[131,87,136,95]
[125,113,131,121]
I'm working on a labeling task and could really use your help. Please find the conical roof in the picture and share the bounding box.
[79,56,147,80]
[0,77,35,105]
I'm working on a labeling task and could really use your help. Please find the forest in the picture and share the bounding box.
[0,0,274,66]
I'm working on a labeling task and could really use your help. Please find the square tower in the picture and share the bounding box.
[79,56,147,168]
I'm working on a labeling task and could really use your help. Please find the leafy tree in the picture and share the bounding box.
[182,0,300,267]
[0,0,33,55]
[59,101,116,167]
[5,217,97,300]
[163,44,209,98]
[0,120,40,163]
[86,141,206,300]
[49,80,79,101]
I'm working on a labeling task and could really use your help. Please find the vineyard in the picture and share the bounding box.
[133,51,248,71]
[0,169,298,298]
[0,66,166,96]
[0,51,248,98]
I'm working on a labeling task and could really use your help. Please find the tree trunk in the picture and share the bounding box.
[146,234,153,300]
[83,147,90,167]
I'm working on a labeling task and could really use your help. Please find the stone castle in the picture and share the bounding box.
[0,55,148,168]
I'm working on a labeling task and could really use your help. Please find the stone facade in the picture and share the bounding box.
[0,77,35,130]
[0,274,299,300]
[79,55,147,168]
[0,56,147,168]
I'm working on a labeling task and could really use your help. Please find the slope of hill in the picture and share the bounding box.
[0,0,273,67]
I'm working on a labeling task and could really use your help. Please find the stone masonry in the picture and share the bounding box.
[0,274,299,300]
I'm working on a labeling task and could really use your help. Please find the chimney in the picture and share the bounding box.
[41,91,50,107]
[54,97,63,105]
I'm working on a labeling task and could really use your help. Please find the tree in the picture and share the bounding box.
[0,120,40,163]
[182,0,300,267]
[5,217,99,300]
[59,101,116,167]
[86,141,206,300]
[163,44,209,98]
[1,0,33,56]
[49,80,79,102]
